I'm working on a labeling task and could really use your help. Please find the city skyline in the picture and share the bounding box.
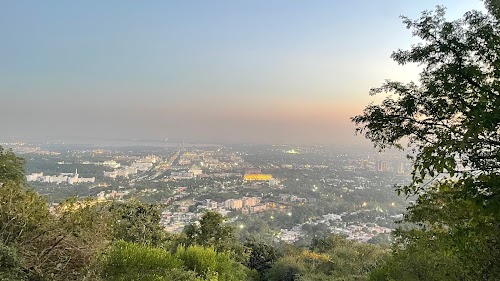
[1,0,484,144]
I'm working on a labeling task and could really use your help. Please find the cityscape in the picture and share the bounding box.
[5,140,409,245]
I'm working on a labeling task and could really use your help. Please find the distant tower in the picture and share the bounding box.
[74,169,79,183]
[376,161,387,172]
[398,162,404,174]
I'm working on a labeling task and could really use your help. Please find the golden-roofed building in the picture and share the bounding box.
[244,174,272,181]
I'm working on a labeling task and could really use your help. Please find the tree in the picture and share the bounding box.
[46,199,112,280]
[352,2,500,280]
[369,230,465,281]
[0,146,25,185]
[244,238,280,277]
[0,242,27,281]
[309,235,387,280]
[0,181,51,246]
[352,5,500,195]
[0,147,112,280]
[484,0,500,19]
[265,255,307,281]
[183,211,248,262]
[109,200,170,246]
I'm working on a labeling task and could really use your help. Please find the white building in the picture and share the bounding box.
[26,172,44,182]
[103,160,121,169]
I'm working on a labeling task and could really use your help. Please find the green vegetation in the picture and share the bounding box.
[353,1,500,280]
[109,200,170,246]
[0,179,110,280]
[102,241,253,281]
[182,211,249,263]
[0,146,25,184]
[265,235,387,281]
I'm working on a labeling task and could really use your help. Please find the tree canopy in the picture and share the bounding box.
[183,211,248,262]
[0,146,25,185]
[352,5,500,195]
[352,2,500,280]
[109,200,170,246]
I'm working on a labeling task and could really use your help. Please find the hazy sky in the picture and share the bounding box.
[0,0,485,144]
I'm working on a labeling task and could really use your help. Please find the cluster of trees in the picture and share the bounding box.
[0,147,107,280]
[353,1,500,279]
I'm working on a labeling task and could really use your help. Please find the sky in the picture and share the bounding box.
[0,0,485,144]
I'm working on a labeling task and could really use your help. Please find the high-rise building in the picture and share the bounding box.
[376,161,388,172]
[398,162,404,174]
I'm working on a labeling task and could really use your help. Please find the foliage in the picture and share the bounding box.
[0,146,26,185]
[244,238,280,277]
[46,199,112,280]
[371,181,500,280]
[101,241,194,281]
[0,181,51,246]
[484,0,500,19]
[265,235,387,281]
[352,3,500,280]
[0,242,27,281]
[175,245,254,281]
[0,146,112,280]
[109,200,170,246]
[265,255,308,281]
[1,194,111,280]
[183,211,248,262]
[353,5,500,195]
[310,235,387,280]
[370,231,466,281]
[101,241,253,281]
